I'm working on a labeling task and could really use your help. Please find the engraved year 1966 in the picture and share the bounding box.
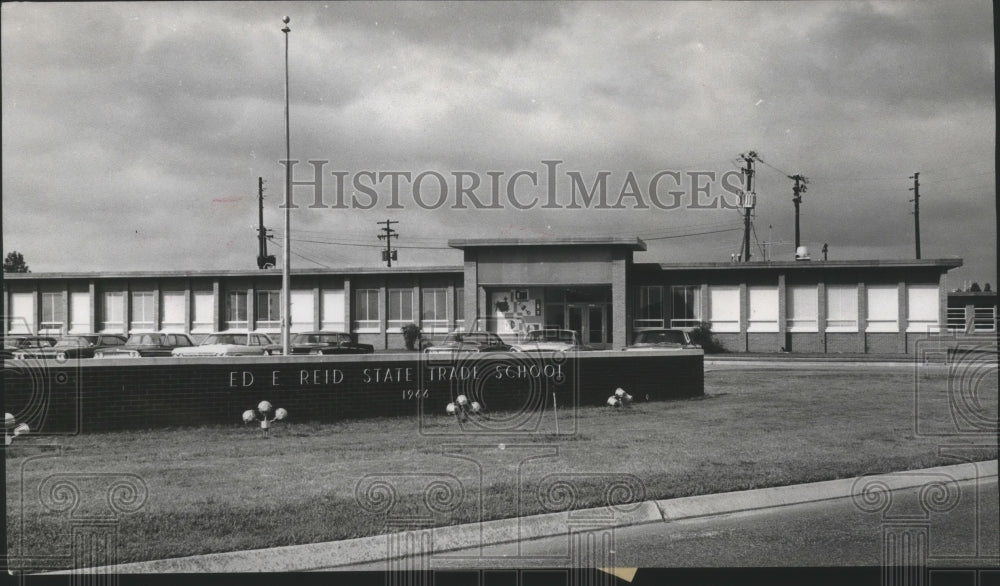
[402,389,430,400]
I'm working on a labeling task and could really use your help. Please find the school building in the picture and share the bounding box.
[3,236,965,353]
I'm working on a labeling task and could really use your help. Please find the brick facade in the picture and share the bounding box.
[3,351,704,434]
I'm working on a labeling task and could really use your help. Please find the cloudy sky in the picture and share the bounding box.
[2,1,995,286]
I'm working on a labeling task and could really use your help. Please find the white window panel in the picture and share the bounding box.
[321,290,345,331]
[906,285,939,333]
[866,285,899,332]
[102,292,125,333]
[70,292,91,333]
[291,290,314,333]
[192,291,215,333]
[747,286,778,332]
[826,285,858,332]
[787,286,818,332]
[709,286,740,333]
[9,292,34,334]
[40,292,65,334]
[421,288,448,332]
[161,292,185,332]
[353,289,380,332]
[387,289,414,328]
[130,292,156,332]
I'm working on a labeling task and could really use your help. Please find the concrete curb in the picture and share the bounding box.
[45,460,997,574]
[656,460,997,522]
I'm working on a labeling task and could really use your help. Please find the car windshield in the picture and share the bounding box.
[18,338,56,348]
[635,330,687,345]
[525,330,575,343]
[201,334,246,345]
[442,333,493,344]
[54,336,96,348]
[126,334,163,345]
[293,334,349,344]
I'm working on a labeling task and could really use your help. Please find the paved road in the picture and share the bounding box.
[334,478,997,570]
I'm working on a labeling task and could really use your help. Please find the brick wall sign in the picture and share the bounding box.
[2,350,703,433]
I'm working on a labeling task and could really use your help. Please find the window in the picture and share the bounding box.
[670,285,701,328]
[321,290,345,331]
[387,288,414,327]
[225,290,248,330]
[9,292,35,334]
[192,291,214,333]
[40,292,66,333]
[256,290,281,330]
[906,285,939,333]
[422,288,448,332]
[826,285,858,332]
[161,292,185,332]
[747,286,778,332]
[354,289,380,332]
[70,292,91,333]
[291,291,313,332]
[709,286,740,333]
[866,285,899,332]
[455,287,464,329]
[102,292,125,333]
[787,286,818,332]
[130,291,155,331]
[636,286,664,329]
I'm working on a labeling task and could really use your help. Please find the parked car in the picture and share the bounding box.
[2,336,57,359]
[423,331,512,355]
[95,332,197,358]
[509,329,591,352]
[171,332,275,357]
[271,331,375,355]
[11,334,128,360]
[623,328,700,351]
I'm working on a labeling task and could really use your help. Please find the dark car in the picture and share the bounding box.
[11,334,128,360]
[278,331,375,355]
[2,336,57,359]
[94,332,197,358]
[623,328,700,351]
[423,331,512,355]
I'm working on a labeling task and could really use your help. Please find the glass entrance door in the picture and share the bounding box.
[566,304,608,347]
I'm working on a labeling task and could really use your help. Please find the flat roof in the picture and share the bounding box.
[1,265,464,280]
[637,258,963,271]
[448,236,647,251]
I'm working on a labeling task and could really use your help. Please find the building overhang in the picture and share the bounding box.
[448,236,647,251]
[637,258,963,272]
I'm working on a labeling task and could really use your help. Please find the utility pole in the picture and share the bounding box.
[788,174,809,251]
[909,172,920,259]
[280,16,292,356]
[256,177,276,269]
[739,152,758,262]
[377,219,399,267]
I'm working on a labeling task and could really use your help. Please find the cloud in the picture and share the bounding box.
[1,1,995,285]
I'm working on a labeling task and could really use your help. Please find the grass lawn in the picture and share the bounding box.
[6,364,997,569]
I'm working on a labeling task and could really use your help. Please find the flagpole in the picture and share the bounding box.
[281,16,291,356]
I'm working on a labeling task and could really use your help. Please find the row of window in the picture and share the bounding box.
[7,287,466,335]
[637,284,940,333]
[354,288,463,332]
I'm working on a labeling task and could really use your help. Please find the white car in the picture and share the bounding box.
[509,329,591,352]
[171,332,275,357]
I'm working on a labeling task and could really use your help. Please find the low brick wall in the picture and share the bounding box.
[2,350,703,434]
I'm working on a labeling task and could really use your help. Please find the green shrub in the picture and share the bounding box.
[400,323,422,351]
[689,322,726,353]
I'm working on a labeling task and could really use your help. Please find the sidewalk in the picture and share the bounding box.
[44,460,998,574]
